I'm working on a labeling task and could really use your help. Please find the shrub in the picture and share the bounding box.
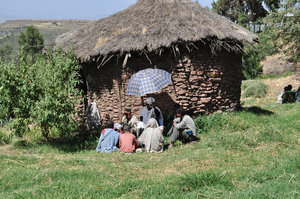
[194,113,228,134]
[242,80,268,98]
[0,49,82,138]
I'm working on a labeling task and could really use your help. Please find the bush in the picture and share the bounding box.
[194,113,228,134]
[0,49,82,138]
[242,80,268,98]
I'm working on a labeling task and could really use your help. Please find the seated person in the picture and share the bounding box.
[168,108,199,148]
[119,125,140,153]
[114,123,124,134]
[121,108,137,125]
[282,85,296,104]
[138,118,164,153]
[135,117,145,138]
[96,120,121,153]
[140,97,164,126]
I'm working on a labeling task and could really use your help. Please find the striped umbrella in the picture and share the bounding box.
[127,68,172,97]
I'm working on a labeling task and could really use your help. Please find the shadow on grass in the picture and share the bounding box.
[42,126,100,153]
[241,106,274,115]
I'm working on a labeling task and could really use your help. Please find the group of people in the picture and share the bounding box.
[96,97,199,153]
[277,85,300,104]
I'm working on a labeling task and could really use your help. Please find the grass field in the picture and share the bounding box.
[0,77,299,198]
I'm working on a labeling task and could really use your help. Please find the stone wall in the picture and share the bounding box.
[83,43,242,124]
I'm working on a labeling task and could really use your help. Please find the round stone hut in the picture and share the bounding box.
[55,0,257,123]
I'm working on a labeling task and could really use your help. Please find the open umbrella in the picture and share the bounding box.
[127,68,172,97]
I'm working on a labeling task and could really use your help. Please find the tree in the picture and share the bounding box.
[212,0,280,23]
[263,0,299,64]
[17,25,44,55]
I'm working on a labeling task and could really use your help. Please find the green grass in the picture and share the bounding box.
[0,92,299,198]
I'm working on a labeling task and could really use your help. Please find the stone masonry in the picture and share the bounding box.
[83,43,242,124]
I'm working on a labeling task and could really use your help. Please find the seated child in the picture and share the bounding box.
[119,125,140,153]
[96,120,121,153]
[114,123,124,134]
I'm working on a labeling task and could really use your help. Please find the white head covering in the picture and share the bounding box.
[146,97,155,105]
[114,123,122,130]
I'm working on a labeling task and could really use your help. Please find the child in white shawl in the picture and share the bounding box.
[138,118,164,153]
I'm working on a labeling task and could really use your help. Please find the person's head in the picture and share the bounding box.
[114,123,122,132]
[287,85,292,91]
[123,124,131,133]
[145,118,159,128]
[124,108,131,115]
[146,97,155,110]
[176,107,186,117]
[106,120,114,129]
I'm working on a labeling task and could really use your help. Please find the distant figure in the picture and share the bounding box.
[278,85,292,104]
[282,85,296,104]
[168,108,199,148]
[138,118,164,153]
[96,120,121,153]
[119,125,140,153]
[140,97,164,126]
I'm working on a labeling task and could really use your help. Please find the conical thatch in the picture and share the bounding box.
[55,0,257,62]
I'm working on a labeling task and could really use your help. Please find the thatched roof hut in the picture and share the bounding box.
[56,0,257,61]
[56,0,257,123]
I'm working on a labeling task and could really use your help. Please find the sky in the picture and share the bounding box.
[0,0,213,23]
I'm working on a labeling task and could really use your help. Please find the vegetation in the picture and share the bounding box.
[241,80,268,98]
[212,0,280,24]
[0,25,82,139]
[0,78,299,198]
[18,25,44,55]
[263,0,300,64]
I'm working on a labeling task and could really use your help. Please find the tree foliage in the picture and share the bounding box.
[263,0,299,64]
[0,50,82,138]
[17,25,44,55]
[212,0,280,23]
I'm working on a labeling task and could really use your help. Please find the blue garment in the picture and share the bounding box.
[96,128,121,153]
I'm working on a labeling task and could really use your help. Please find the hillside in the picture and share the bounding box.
[0,19,91,53]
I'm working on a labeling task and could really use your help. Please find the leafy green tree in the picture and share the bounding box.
[242,28,278,79]
[263,0,299,64]
[212,0,280,23]
[17,25,44,55]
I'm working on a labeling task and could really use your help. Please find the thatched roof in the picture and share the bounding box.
[55,0,257,62]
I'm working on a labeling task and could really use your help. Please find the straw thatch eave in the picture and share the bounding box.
[55,0,257,62]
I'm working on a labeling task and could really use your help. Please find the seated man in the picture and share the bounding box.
[119,125,140,153]
[96,120,121,153]
[138,118,164,153]
[168,108,199,148]
[139,97,164,126]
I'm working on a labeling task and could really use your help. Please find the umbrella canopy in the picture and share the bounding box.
[127,68,172,97]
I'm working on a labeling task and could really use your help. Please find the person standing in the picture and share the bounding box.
[139,97,164,126]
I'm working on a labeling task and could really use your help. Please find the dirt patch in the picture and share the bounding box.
[262,74,300,98]
[261,54,300,75]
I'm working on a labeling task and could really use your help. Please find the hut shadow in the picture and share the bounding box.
[241,106,274,115]
[44,127,99,153]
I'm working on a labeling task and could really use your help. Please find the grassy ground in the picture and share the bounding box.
[0,77,299,199]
